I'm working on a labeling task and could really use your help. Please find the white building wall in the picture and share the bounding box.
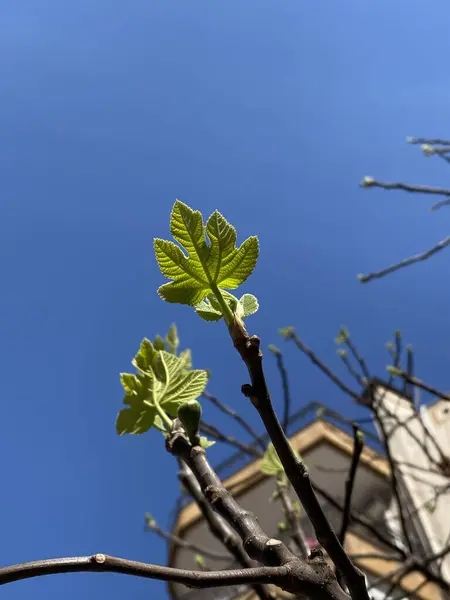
[372,385,450,590]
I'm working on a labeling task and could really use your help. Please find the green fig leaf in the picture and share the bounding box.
[154,201,259,306]
[260,442,301,476]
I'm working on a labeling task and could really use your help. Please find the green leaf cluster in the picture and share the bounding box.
[154,201,259,321]
[116,330,207,436]
[195,290,258,322]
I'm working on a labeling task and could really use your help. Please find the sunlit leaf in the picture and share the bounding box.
[155,201,259,306]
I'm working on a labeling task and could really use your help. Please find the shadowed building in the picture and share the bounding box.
[168,380,450,600]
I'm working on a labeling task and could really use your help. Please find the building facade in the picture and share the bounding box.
[169,382,450,600]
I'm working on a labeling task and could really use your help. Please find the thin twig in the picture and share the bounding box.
[276,482,309,560]
[282,329,359,401]
[389,369,450,402]
[337,351,364,386]
[344,337,370,380]
[361,178,450,198]
[202,391,265,451]
[269,346,292,432]
[403,345,414,399]
[199,421,261,457]
[370,404,414,554]
[0,554,287,588]
[144,518,230,561]
[407,137,450,146]
[339,425,364,546]
[431,197,450,211]
[358,236,450,283]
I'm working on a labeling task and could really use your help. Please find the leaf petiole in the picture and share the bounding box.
[210,283,235,327]
[153,397,173,430]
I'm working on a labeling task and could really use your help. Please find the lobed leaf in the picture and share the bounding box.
[154,201,259,307]
[116,332,207,436]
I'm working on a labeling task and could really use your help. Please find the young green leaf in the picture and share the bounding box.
[195,291,258,323]
[260,442,301,476]
[179,348,192,371]
[154,201,259,306]
[116,339,207,436]
[236,293,259,319]
[195,554,206,567]
[153,334,166,351]
[199,436,216,449]
[166,323,180,355]
[261,443,284,476]
[116,404,156,435]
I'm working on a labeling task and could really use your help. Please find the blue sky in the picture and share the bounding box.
[1,1,450,598]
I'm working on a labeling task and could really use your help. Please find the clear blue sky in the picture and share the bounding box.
[1,1,449,598]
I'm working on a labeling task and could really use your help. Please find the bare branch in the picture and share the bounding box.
[231,319,369,600]
[177,461,275,600]
[407,137,450,146]
[358,236,450,283]
[268,346,292,432]
[0,553,287,588]
[168,425,350,600]
[361,177,450,198]
[339,425,364,546]
[144,515,230,561]
[199,421,261,457]
[202,391,265,451]
[276,482,309,560]
[281,328,360,401]
[388,368,450,402]
[343,335,371,380]
[431,197,450,211]
[312,483,407,559]
[337,350,365,386]
[403,345,414,399]
[370,403,414,554]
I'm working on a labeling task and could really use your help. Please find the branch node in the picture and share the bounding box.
[265,538,283,547]
[241,384,254,398]
[93,554,106,564]
[204,485,225,505]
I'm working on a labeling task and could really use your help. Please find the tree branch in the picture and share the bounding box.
[388,368,450,402]
[0,553,287,588]
[281,328,360,401]
[202,391,265,451]
[144,515,230,561]
[358,236,450,283]
[268,346,292,432]
[339,425,364,546]
[276,482,309,560]
[199,421,261,457]
[177,460,275,600]
[370,404,414,554]
[407,137,450,146]
[230,319,369,600]
[168,423,350,600]
[361,177,450,198]
[343,335,370,380]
